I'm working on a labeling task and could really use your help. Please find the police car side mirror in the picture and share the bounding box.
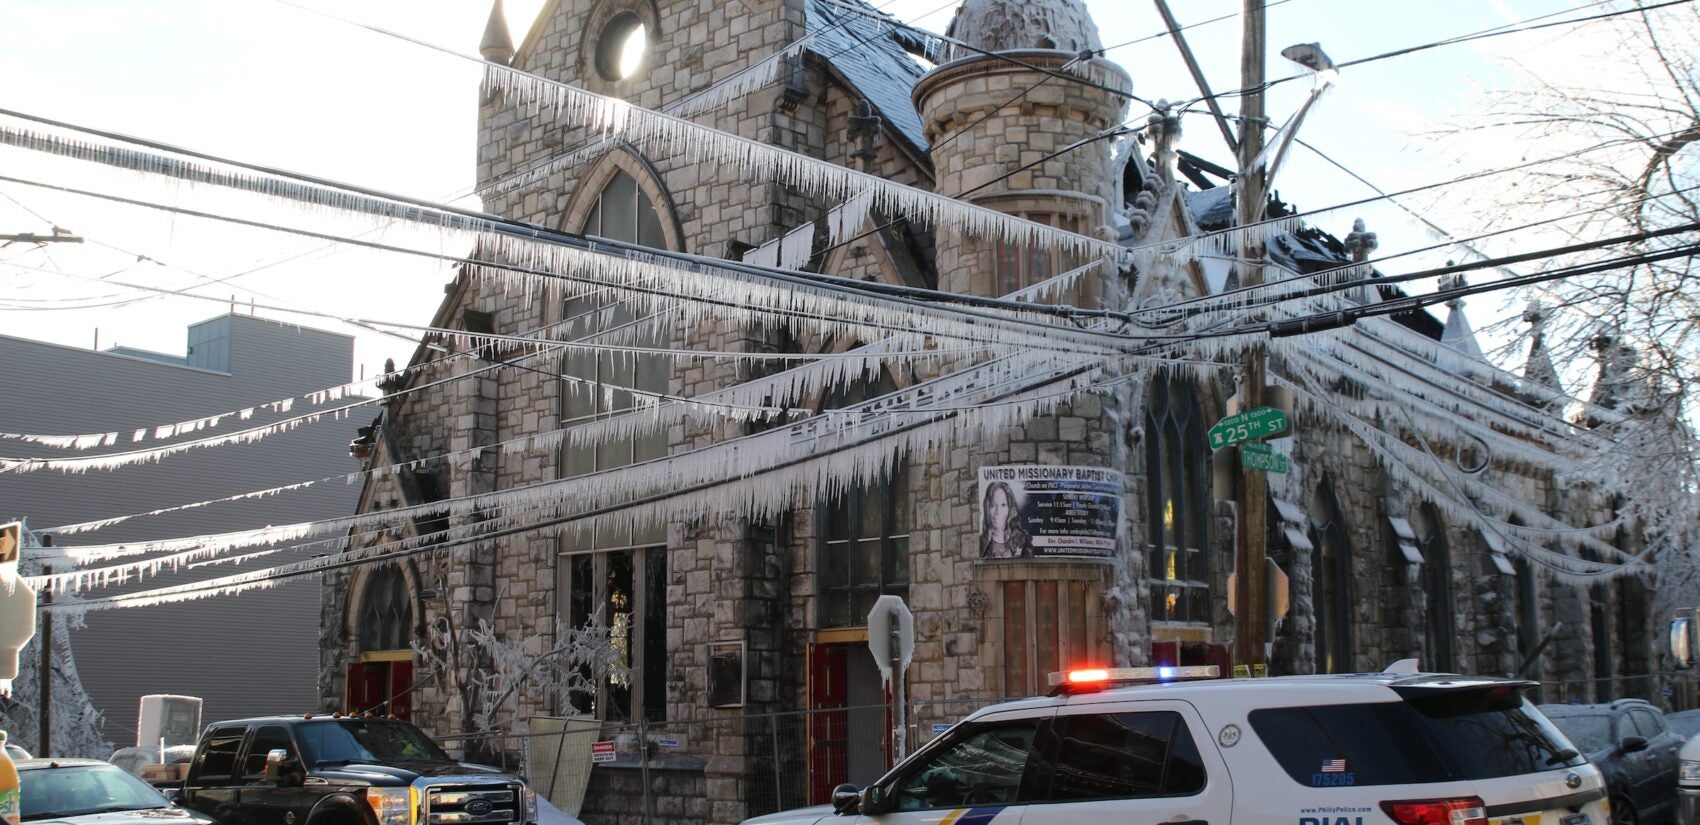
[1620,735,1649,754]
[858,784,890,815]
[830,784,860,815]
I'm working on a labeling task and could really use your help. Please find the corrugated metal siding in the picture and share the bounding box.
[0,315,366,745]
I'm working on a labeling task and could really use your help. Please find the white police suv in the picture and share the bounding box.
[743,663,1609,825]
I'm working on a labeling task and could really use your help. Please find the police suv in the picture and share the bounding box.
[744,663,1610,825]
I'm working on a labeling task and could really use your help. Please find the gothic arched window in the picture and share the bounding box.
[818,370,911,627]
[1309,482,1352,673]
[1414,504,1454,672]
[558,166,673,722]
[357,565,411,652]
[1145,374,1210,624]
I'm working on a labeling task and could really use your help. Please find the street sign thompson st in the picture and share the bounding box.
[1239,441,1289,474]
[1208,406,1289,450]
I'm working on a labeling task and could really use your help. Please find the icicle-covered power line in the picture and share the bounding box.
[480,68,1133,266]
[1275,372,1646,582]
[49,348,1121,615]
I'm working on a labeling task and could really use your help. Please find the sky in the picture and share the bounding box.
[0,0,1607,388]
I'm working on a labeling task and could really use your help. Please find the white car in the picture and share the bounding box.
[744,663,1610,825]
[1677,730,1700,825]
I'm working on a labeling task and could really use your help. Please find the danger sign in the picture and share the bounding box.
[590,741,617,763]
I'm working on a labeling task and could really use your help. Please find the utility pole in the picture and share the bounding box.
[37,534,52,759]
[1231,0,1269,671]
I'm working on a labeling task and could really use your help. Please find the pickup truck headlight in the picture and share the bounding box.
[1681,761,1700,783]
[366,788,415,825]
[523,789,538,824]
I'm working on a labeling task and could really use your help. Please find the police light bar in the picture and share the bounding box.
[1046,665,1221,690]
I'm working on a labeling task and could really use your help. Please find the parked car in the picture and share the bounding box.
[1667,709,1700,742]
[744,663,1609,825]
[16,758,216,825]
[5,742,30,762]
[1541,700,1686,825]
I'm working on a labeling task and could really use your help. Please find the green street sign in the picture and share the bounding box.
[1208,406,1290,449]
[1240,441,1289,474]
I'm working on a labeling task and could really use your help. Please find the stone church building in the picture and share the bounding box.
[319,0,1666,821]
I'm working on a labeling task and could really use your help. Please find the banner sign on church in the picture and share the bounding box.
[977,465,1124,559]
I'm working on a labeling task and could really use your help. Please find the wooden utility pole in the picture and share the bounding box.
[38,534,52,758]
[1231,0,1269,670]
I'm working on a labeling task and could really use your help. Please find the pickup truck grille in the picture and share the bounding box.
[424,784,521,825]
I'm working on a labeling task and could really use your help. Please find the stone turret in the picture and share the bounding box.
[913,0,1128,303]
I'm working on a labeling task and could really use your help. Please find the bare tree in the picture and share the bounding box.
[1427,0,1700,621]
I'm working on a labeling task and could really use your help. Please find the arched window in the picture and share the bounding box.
[818,370,911,627]
[1145,374,1210,624]
[357,565,411,652]
[1309,482,1351,673]
[559,167,672,722]
[1414,504,1454,672]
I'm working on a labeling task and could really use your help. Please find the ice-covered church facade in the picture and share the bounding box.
[319,0,1669,820]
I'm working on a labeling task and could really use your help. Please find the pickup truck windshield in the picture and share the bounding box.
[297,720,452,766]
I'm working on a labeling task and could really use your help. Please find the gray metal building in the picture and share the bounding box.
[0,314,364,746]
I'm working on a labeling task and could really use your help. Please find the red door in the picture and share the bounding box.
[807,644,848,805]
[346,661,413,721]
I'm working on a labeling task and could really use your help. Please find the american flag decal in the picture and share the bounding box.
[1320,759,1347,773]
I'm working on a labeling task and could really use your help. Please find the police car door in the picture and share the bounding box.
[854,707,1051,825]
[1016,699,1233,825]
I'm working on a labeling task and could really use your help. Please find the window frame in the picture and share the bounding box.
[240,725,296,782]
[559,544,667,723]
[1144,374,1211,626]
[815,371,911,629]
[1030,709,1208,802]
[884,718,1046,812]
[189,726,250,785]
[1310,482,1353,674]
[356,565,412,653]
[1414,504,1455,673]
[992,212,1081,296]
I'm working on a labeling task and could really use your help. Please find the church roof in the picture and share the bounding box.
[805,0,931,153]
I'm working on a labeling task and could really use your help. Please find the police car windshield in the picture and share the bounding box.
[298,720,451,766]
[1250,688,1585,786]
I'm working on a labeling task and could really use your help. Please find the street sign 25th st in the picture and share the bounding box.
[1207,406,1289,450]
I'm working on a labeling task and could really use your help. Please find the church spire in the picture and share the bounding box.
[480,0,515,65]
[1438,273,1485,363]
[1521,302,1560,390]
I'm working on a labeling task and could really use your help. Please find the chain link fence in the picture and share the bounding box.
[435,696,997,825]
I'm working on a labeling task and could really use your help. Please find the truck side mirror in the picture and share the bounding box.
[264,749,303,787]
[1672,616,1693,669]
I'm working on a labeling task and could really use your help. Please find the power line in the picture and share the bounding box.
[1178,0,1696,112]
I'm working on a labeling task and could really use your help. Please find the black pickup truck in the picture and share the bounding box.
[176,716,537,825]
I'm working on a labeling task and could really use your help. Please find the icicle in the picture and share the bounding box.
[779,222,814,270]
[827,191,873,248]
